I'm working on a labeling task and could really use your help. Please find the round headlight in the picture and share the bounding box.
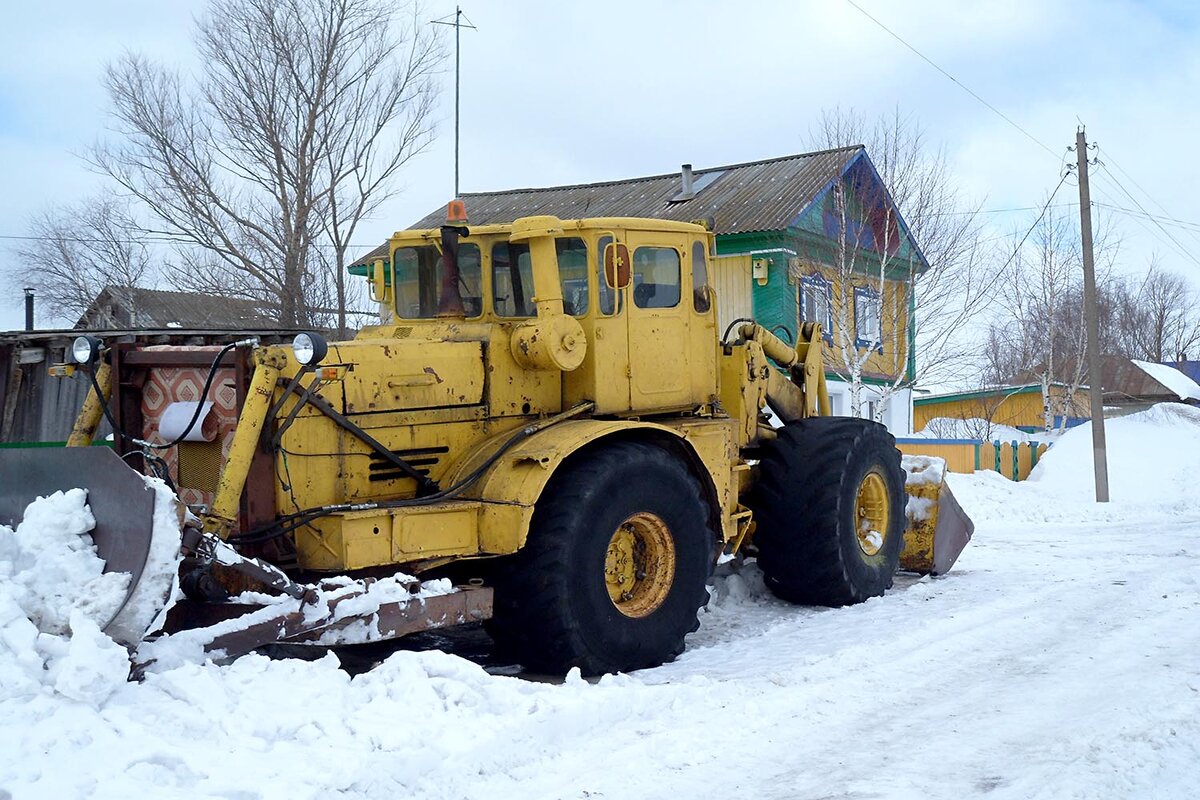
[71,335,102,365]
[292,332,328,367]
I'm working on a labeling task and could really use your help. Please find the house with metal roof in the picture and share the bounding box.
[77,287,279,330]
[359,146,928,431]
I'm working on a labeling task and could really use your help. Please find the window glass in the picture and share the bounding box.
[456,244,483,317]
[596,236,623,315]
[632,247,681,309]
[492,242,535,317]
[556,238,589,316]
[691,241,711,313]
[855,287,881,346]
[801,274,832,332]
[393,243,482,319]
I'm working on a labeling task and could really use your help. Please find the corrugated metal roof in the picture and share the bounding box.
[78,287,279,329]
[408,146,864,234]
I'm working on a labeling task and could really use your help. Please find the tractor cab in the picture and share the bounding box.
[356,207,721,417]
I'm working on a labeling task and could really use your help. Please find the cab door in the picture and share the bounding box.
[626,233,692,411]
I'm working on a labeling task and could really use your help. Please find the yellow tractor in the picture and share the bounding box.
[0,207,972,675]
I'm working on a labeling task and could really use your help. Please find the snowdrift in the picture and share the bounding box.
[948,403,1200,524]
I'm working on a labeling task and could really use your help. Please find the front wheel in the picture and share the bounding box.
[749,418,905,606]
[487,441,713,675]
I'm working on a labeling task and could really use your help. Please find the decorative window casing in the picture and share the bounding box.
[800,273,833,339]
[854,286,883,352]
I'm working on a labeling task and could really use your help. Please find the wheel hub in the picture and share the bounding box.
[604,512,676,618]
[854,471,891,557]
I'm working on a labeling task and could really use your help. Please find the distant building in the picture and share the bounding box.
[77,287,278,330]
[914,383,1089,434]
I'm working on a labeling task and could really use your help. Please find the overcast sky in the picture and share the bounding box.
[2,0,1198,334]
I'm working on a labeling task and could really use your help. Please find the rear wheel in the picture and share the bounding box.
[749,418,905,606]
[488,442,713,675]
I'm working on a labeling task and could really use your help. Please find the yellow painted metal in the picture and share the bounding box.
[446,417,725,556]
[900,478,939,574]
[854,471,890,557]
[604,512,676,618]
[66,360,112,447]
[203,351,284,537]
[510,313,587,372]
[295,501,483,572]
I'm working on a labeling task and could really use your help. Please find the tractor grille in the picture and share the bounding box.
[367,445,450,483]
[177,440,224,494]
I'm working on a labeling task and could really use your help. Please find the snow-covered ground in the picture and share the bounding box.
[3,406,1200,799]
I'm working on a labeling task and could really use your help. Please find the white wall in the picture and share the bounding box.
[824,381,913,435]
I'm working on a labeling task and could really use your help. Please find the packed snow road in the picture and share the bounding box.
[2,406,1199,799]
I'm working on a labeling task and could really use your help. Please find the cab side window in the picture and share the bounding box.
[632,247,681,309]
[557,238,589,316]
[691,241,711,313]
[492,242,535,317]
[596,235,623,315]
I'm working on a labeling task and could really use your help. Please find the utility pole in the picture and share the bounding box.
[1074,126,1109,502]
[431,6,476,198]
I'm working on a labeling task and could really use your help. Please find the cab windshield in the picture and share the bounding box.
[393,243,482,319]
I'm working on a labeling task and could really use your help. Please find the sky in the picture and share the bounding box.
[2,0,1199,339]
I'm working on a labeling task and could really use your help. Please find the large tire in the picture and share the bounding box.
[749,418,905,606]
[488,441,713,675]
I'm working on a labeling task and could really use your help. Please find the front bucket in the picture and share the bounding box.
[0,446,158,632]
[899,456,974,576]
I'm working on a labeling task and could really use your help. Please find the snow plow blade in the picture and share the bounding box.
[0,446,158,630]
[900,456,974,576]
[137,581,493,670]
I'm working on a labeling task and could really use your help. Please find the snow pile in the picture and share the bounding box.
[138,572,458,672]
[0,490,133,706]
[0,480,183,707]
[949,403,1200,524]
[0,489,129,634]
[107,478,184,645]
[902,454,945,487]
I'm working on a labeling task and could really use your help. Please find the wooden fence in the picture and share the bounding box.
[895,438,1049,482]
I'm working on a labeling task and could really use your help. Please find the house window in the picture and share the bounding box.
[800,273,832,334]
[854,286,882,350]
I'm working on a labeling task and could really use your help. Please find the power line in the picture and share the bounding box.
[932,203,1077,217]
[0,233,385,252]
[1092,202,1200,234]
[1091,162,1200,270]
[843,0,1061,162]
[994,172,1072,273]
[1100,148,1200,240]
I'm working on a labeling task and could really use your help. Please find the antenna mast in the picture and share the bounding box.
[431,6,477,197]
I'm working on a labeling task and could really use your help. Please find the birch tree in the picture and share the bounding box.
[806,107,994,421]
[982,205,1120,432]
[92,0,442,329]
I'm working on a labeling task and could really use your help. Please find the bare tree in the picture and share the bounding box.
[982,204,1120,431]
[92,0,442,329]
[8,195,154,325]
[1114,258,1200,363]
[805,107,994,421]
[922,391,1012,441]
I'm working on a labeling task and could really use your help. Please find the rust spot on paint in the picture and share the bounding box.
[422,367,444,383]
